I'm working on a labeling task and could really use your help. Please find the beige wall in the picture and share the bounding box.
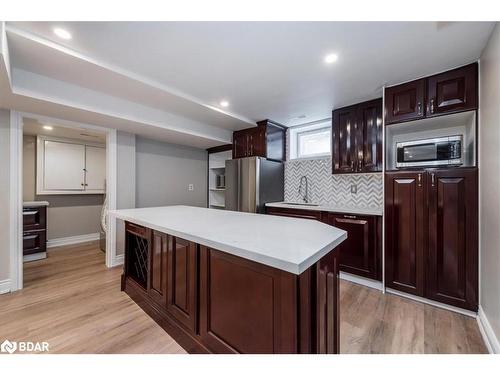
[23,135,104,240]
[479,22,500,350]
[0,109,11,284]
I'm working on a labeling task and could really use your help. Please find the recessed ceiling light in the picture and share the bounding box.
[43,125,53,130]
[53,27,72,40]
[324,53,338,64]
[219,100,229,107]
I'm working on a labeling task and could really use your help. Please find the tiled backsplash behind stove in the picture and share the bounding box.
[284,157,383,209]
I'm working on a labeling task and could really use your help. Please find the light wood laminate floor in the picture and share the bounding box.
[0,242,487,354]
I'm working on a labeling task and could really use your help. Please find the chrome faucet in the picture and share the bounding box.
[298,176,309,203]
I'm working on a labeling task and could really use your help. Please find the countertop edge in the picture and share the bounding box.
[109,211,346,275]
[265,202,383,216]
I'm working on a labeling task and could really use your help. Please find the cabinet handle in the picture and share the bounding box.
[81,183,84,186]
[417,173,422,187]
[351,160,354,171]
[343,214,357,219]
[431,173,435,187]
[417,102,422,115]
[430,99,435,114]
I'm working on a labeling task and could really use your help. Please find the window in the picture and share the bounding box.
[289,120,331,160]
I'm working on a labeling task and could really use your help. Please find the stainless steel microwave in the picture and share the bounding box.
[396,135,463,168]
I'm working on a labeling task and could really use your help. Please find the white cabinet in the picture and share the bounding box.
[37,136,106,195]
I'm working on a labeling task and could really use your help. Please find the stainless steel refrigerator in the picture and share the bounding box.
[225,157,284,213]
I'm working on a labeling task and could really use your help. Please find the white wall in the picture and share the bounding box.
[0,109,10,290]
[479,22,500,352]
[135,136,207,208]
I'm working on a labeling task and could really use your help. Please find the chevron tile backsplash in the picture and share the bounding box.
[284,157,383,209]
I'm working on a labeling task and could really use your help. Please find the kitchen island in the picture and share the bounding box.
[109,206,347,354]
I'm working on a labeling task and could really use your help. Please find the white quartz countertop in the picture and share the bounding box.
[23,201,49,207]
[266,202,383,216]
[109,205,347,275]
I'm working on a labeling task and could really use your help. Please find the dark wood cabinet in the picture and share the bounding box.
[385,168,478,311]
[327,213,381,281]
[149,231,168,307]
[125,222,152,290]
[332,98,382,174]
[266,206,382,282]
[232,119,286,161]
[385,79,425,125]
[22,205,48,258]
[426,168,478,310]
[427,63,478,117]
[166,236,198,333]
[385,63,478,125]
[385,171,426,296]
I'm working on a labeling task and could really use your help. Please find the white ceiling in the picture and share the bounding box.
[23,117,107,143]
[0,21,496,147]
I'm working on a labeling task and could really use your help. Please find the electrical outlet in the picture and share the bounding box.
[350,184,357,194]
[188,184,194,191]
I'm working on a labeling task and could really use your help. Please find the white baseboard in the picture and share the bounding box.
[47,233,100,248]
[0,279,11,294]
[386,288,477,318]
[23,252,47,262]
[477,305,500,354]
[110,254,124,268]
[339,271,384,291]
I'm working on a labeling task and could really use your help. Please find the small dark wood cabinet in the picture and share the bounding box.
[23,205,47,257]
[385,63,478,125]
[385,79,425,125]
[385,168,478,311]
[332,98,382,174]
[232,120,286,161]
[266,206,382,281]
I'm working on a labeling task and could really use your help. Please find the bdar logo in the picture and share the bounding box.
[1,339,17,354]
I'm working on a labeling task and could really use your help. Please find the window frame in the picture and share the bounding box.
[289,120,331,160]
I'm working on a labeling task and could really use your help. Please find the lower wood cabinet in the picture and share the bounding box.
[266,206,382,281]
[166,236,198,333]
[385,168,478,311]
[149,231,168,307]
[327,213,381,281]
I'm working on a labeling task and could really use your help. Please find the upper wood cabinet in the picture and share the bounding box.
[385,79,425,124]
[332,98,382,174]
[385,62,478,125]
[427,63,478,117]
[232,120,286,161]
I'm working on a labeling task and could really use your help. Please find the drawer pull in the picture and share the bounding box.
[23,235,38,240]
[343,215,357,219]
[23,211,37,216]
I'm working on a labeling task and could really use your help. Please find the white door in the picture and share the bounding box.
[85,145,106,192]
[44,140,85,191]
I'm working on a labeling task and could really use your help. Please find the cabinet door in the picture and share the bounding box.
[264,122,286,162]
[427,63,478,117]
[329,214,380,280]
[357,99,382,172]
[332,105,357,173]
[43,140,85,191]
[167,236,198,332]
[149,231,168,307]
[248,127,266,157]
[426,168,478,310]
[85,145,106,192]
[232,131,248,159]
[385,79,425,124]
[385,171,426,295]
